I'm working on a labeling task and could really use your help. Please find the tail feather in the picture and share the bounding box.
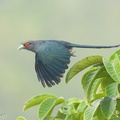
[57,40,120,49]
[69,43,120,49]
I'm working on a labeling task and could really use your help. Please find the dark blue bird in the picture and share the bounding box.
[18,40,120,87]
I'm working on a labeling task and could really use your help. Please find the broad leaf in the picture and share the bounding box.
[92,116,98,120]
[16,116,26,120]
[44,116,55,120]
[65,114,79,120]
[94,106,106,120]
[66,98,82,105]
[69,104,77,114]
[38,97,64,120]
[105,82,118,97]
[56,111,66,119]
[82,67,105,104]
[24,94,57,110]
[110,117,120,120]
[100,96,116,119]
[88,78,102,101]
[65,115,72,120]
[60,103,70,115]
[60,103,77,115]
[109,49,120,62]
[77,101,87,113]
[66,56,103,83]
[82,66,102,89]
[94,93,105,100]
[103,55,120,83]
[101,77,114,92]
[84,99,101,120]
[116,98,120,113]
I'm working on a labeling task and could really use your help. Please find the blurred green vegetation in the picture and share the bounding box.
[1,0,120,119]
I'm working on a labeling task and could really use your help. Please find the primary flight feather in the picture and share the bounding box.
[18,40,120,87]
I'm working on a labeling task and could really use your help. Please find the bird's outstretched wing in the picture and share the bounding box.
[35,41,71,87]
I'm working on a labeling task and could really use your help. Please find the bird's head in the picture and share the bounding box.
[18,40,42,53]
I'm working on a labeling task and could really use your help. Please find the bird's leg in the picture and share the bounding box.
[66,47,76,56]
[70,50,76,57]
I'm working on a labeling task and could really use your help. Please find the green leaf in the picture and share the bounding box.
[103,55,120,83]
[100,96,116,119]
[56,111,66,119]
[88,78,102,101]
[60,103,70,115]
[77,101,87,113]
[38,97,65,120]
[60,104,78,117]
[66,55,103,83]
[118,84,120,93]
[44,116,55,120]
[116,99,120,112]
[65,115,72,120]
[94,93,105,101]
[82,69,98,104]
[53,119,63,120]
[109,49,120,62]
[82,66,102,88]
[105,82,118,97]
[94,105,106,120]
[60,103,77,115]
[59,98,82,116]
[23,94,57,110]
[66,98,83,105]
[69,104,77,114]
[110,117,120,120]
[92,116,98,120]
[16,116,26,120]
[65,114,80,120]
[82,66,105,104]
[101,77,114,92]
[84,99,101,120]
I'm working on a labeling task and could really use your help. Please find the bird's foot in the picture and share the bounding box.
[70,51,76,57]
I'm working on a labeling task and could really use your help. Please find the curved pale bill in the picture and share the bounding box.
[17,45,25,50]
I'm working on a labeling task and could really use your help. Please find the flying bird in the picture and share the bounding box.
[18,40,120,87]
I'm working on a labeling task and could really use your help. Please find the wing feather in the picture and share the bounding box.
[35,58,46,87]
[35,56,56,87]
[35,41,71,87]
[40,64,55,87]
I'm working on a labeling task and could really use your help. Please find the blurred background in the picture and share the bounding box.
[1,0,120,119]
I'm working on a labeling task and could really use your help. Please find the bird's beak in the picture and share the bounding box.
[17,45,25,50]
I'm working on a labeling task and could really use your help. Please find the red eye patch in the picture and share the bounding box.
[24,42,31,47]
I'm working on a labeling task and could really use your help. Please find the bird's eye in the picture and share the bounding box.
[24,42,31,47]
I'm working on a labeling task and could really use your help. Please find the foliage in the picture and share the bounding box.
[16,116,26,120]
[16,50,120,120]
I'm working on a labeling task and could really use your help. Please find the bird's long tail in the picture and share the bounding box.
[69,43,120,49]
